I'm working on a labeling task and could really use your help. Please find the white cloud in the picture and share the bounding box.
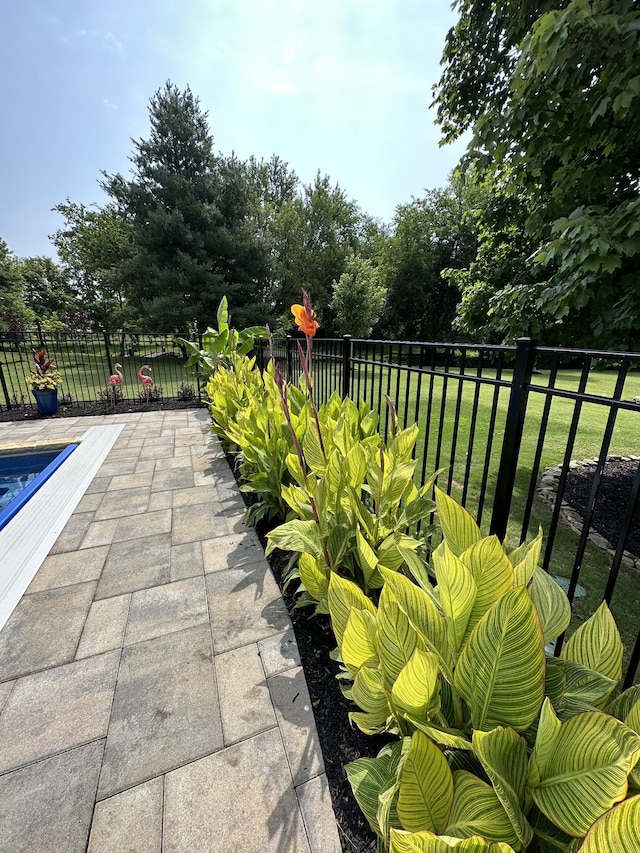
[102,98,117,110]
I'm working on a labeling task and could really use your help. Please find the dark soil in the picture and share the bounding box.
[563,456,640,556]
[0,398,207,422]
[224,452,385,853]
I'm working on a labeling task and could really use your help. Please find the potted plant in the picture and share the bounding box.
[26,349,63,415]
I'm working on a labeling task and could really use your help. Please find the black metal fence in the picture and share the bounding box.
[257,335,640,685]
[0,330,201,411]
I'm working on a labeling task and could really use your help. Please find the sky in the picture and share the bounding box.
[1,0,468,260]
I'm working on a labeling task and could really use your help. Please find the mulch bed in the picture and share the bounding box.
[563,456,640,557]
[0,399,207,422]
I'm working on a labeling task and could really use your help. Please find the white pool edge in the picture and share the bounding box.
[0,424,124,631]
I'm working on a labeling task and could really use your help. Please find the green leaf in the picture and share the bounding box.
[460,536,514,633]
[433,543,477,654]
[216,295,229,329]
[512,528,543,587]
[390,828,517,852]
[445,770,519,846]
[342,608,378,676]
[379,566,450,677]
[609,686,640,722]
[352,664,390,721]
[265,518,321,557]
[473,728,533,848]
[392,649,440,722]
[435,487,482,557]
[545,657,618,720]
[579,795,640,852]
[455,587,545,732]
[560,601,623,681]
[529,567,571,644]
[328,572,377,647]
[346,755,395,836]
[528,700,640,837]
[356,526,379,589]
[298,552,329,602]
[397,732,453,833]
[378,585,423,689]
[528,805,576,853]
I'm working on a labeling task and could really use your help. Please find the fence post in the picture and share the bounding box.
[0,362,11,410]
[490,337,537,541]
[342,335,352,398]
[286,335,293,382]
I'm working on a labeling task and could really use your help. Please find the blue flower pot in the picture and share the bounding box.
[32,389,59,416]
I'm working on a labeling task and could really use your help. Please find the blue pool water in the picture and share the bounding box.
[0,446,77,530]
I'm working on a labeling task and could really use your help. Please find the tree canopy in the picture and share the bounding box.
[435,0,640,347]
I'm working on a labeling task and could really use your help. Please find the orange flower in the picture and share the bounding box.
[291,303,319,337]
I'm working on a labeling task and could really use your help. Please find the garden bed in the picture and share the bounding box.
[0,398,208,422]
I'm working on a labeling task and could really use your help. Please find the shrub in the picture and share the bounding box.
[330,488,640,851]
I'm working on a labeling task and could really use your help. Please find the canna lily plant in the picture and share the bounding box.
[331,488,640,852]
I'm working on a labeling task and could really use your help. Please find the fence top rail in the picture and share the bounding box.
[536,344,640,361]
[263,336,640,362]
[528,383,640,411]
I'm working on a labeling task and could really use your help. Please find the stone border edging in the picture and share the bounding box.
[537,455,640,571]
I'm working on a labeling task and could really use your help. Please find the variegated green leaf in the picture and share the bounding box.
[302,423,326,473]
[345,443,368,489]
[381,462,418,515]
[560,601,623,682]
[625,702,640,787]
[435,487,482,557]
[528,805,576,853]
[609,686,640,722]
[352,664,390,720]
[328,573,377,647]
[398,547,439,595]
[265,518,321,557]
[397,731,453,833]
[350,709,391,735]
[298,552,329,602]
[389,424,420,461]
[409,719,472,751]
[445,770,519,846]
[379,566,450,678]
[392,649,440,722]
[356,526,379,588]
[459,536,515,633]
[512,528,543,587]
[473,727,533,848]
[342,609,378,676]
[378,586,423,689]
[346,754,395,835]
[528,567,571,644]
[545,657,617,719]
[455,587,545,732]
[528,701,640,837]
[433,543,477,655]
[579,794,640,852]
[390,828,517,852]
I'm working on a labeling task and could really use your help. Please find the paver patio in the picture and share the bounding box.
[0,410,340,852]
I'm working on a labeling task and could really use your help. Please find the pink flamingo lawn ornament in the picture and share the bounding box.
[108,362,124,404]
[138,364,154,402]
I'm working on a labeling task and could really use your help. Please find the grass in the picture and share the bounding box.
[0,337,196,406]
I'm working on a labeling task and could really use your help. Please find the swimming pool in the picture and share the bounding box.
[0,446,78,530]
[0,424,123,632]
